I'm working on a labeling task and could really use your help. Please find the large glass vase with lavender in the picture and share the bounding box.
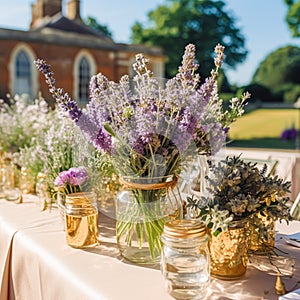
[35,43,248,263]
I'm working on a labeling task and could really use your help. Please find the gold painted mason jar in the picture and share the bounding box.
[161,219,210,300]
[65,192,99,248]
[209,220,250,280]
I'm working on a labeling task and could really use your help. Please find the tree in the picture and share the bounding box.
[84,16,113,38]
[131,0,247,78]
[284,0,300,37]
[252,45,300,102]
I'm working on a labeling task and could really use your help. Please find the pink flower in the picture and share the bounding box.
[68,167,88,186]
[54,171,70,186]
[54,167,88,187]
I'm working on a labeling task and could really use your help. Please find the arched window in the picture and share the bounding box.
[73,51,96,106]
[78,57,90,104]
[15,50,32,97]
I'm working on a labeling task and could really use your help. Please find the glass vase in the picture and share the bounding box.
[36,172,51,210]
[19,167,35,194]
[115,175,182,264]
[209,220,250,280]
[57,190,66,229]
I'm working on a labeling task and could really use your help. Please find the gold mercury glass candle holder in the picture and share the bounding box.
[209,220,250,280]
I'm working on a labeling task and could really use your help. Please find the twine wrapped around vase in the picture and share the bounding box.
[119,175,182,219]
[119,174,179,190]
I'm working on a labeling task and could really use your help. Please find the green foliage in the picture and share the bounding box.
[217,69,232,93]
[228,108,299,150]
[284,0,300,37]
[283,84,300,103]
[187,155,291,235]
[219,92,236,102]
[237,83,272,102]
[131,0,247,78]
[84,16,113,38]
[252,45,300,102]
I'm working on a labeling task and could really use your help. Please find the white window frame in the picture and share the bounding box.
[9,43,38,99]
[73,50,96,105]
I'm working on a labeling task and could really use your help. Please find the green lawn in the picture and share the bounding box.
[227,109,299,149]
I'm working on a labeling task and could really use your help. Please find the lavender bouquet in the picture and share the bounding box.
[35,44,249,261]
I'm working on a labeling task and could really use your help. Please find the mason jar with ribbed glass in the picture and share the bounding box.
[161,219,210,300]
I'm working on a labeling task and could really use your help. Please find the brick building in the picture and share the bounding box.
[0,0,165,105]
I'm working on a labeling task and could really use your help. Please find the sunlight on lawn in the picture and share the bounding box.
[228,109,299,140]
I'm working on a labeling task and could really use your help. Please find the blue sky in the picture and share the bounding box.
[0,0,299,85]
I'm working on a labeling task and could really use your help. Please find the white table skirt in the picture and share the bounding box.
[0,197,300,300]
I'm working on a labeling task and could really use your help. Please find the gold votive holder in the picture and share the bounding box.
[65,192,99,248]
[209,220,249,280]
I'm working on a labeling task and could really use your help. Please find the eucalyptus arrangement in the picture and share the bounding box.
[187,155,292,236]
[34,43,249,262]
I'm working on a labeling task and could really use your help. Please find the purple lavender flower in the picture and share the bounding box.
[54,170,70,186]
[54,167,88,187]
[176,44,200,88]
[34,59,112,153]
[35,44,248,178]
[281,127,297,140]
[68,167,88,186]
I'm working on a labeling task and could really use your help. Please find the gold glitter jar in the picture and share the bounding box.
[209,220,249,280]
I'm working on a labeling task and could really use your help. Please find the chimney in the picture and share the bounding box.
[67,0,82,22]
[30,0,62,28]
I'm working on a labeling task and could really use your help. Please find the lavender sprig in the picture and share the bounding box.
[34,59,112,152]
[35,44,248,177]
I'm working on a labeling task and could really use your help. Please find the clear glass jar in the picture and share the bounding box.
[56,190,66,230]
[161,219,210,300]
[1,157,21,201]
[65,192,99,248]
[2,157,15,189]
[19,167,35,194]
[36,172,50,210]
